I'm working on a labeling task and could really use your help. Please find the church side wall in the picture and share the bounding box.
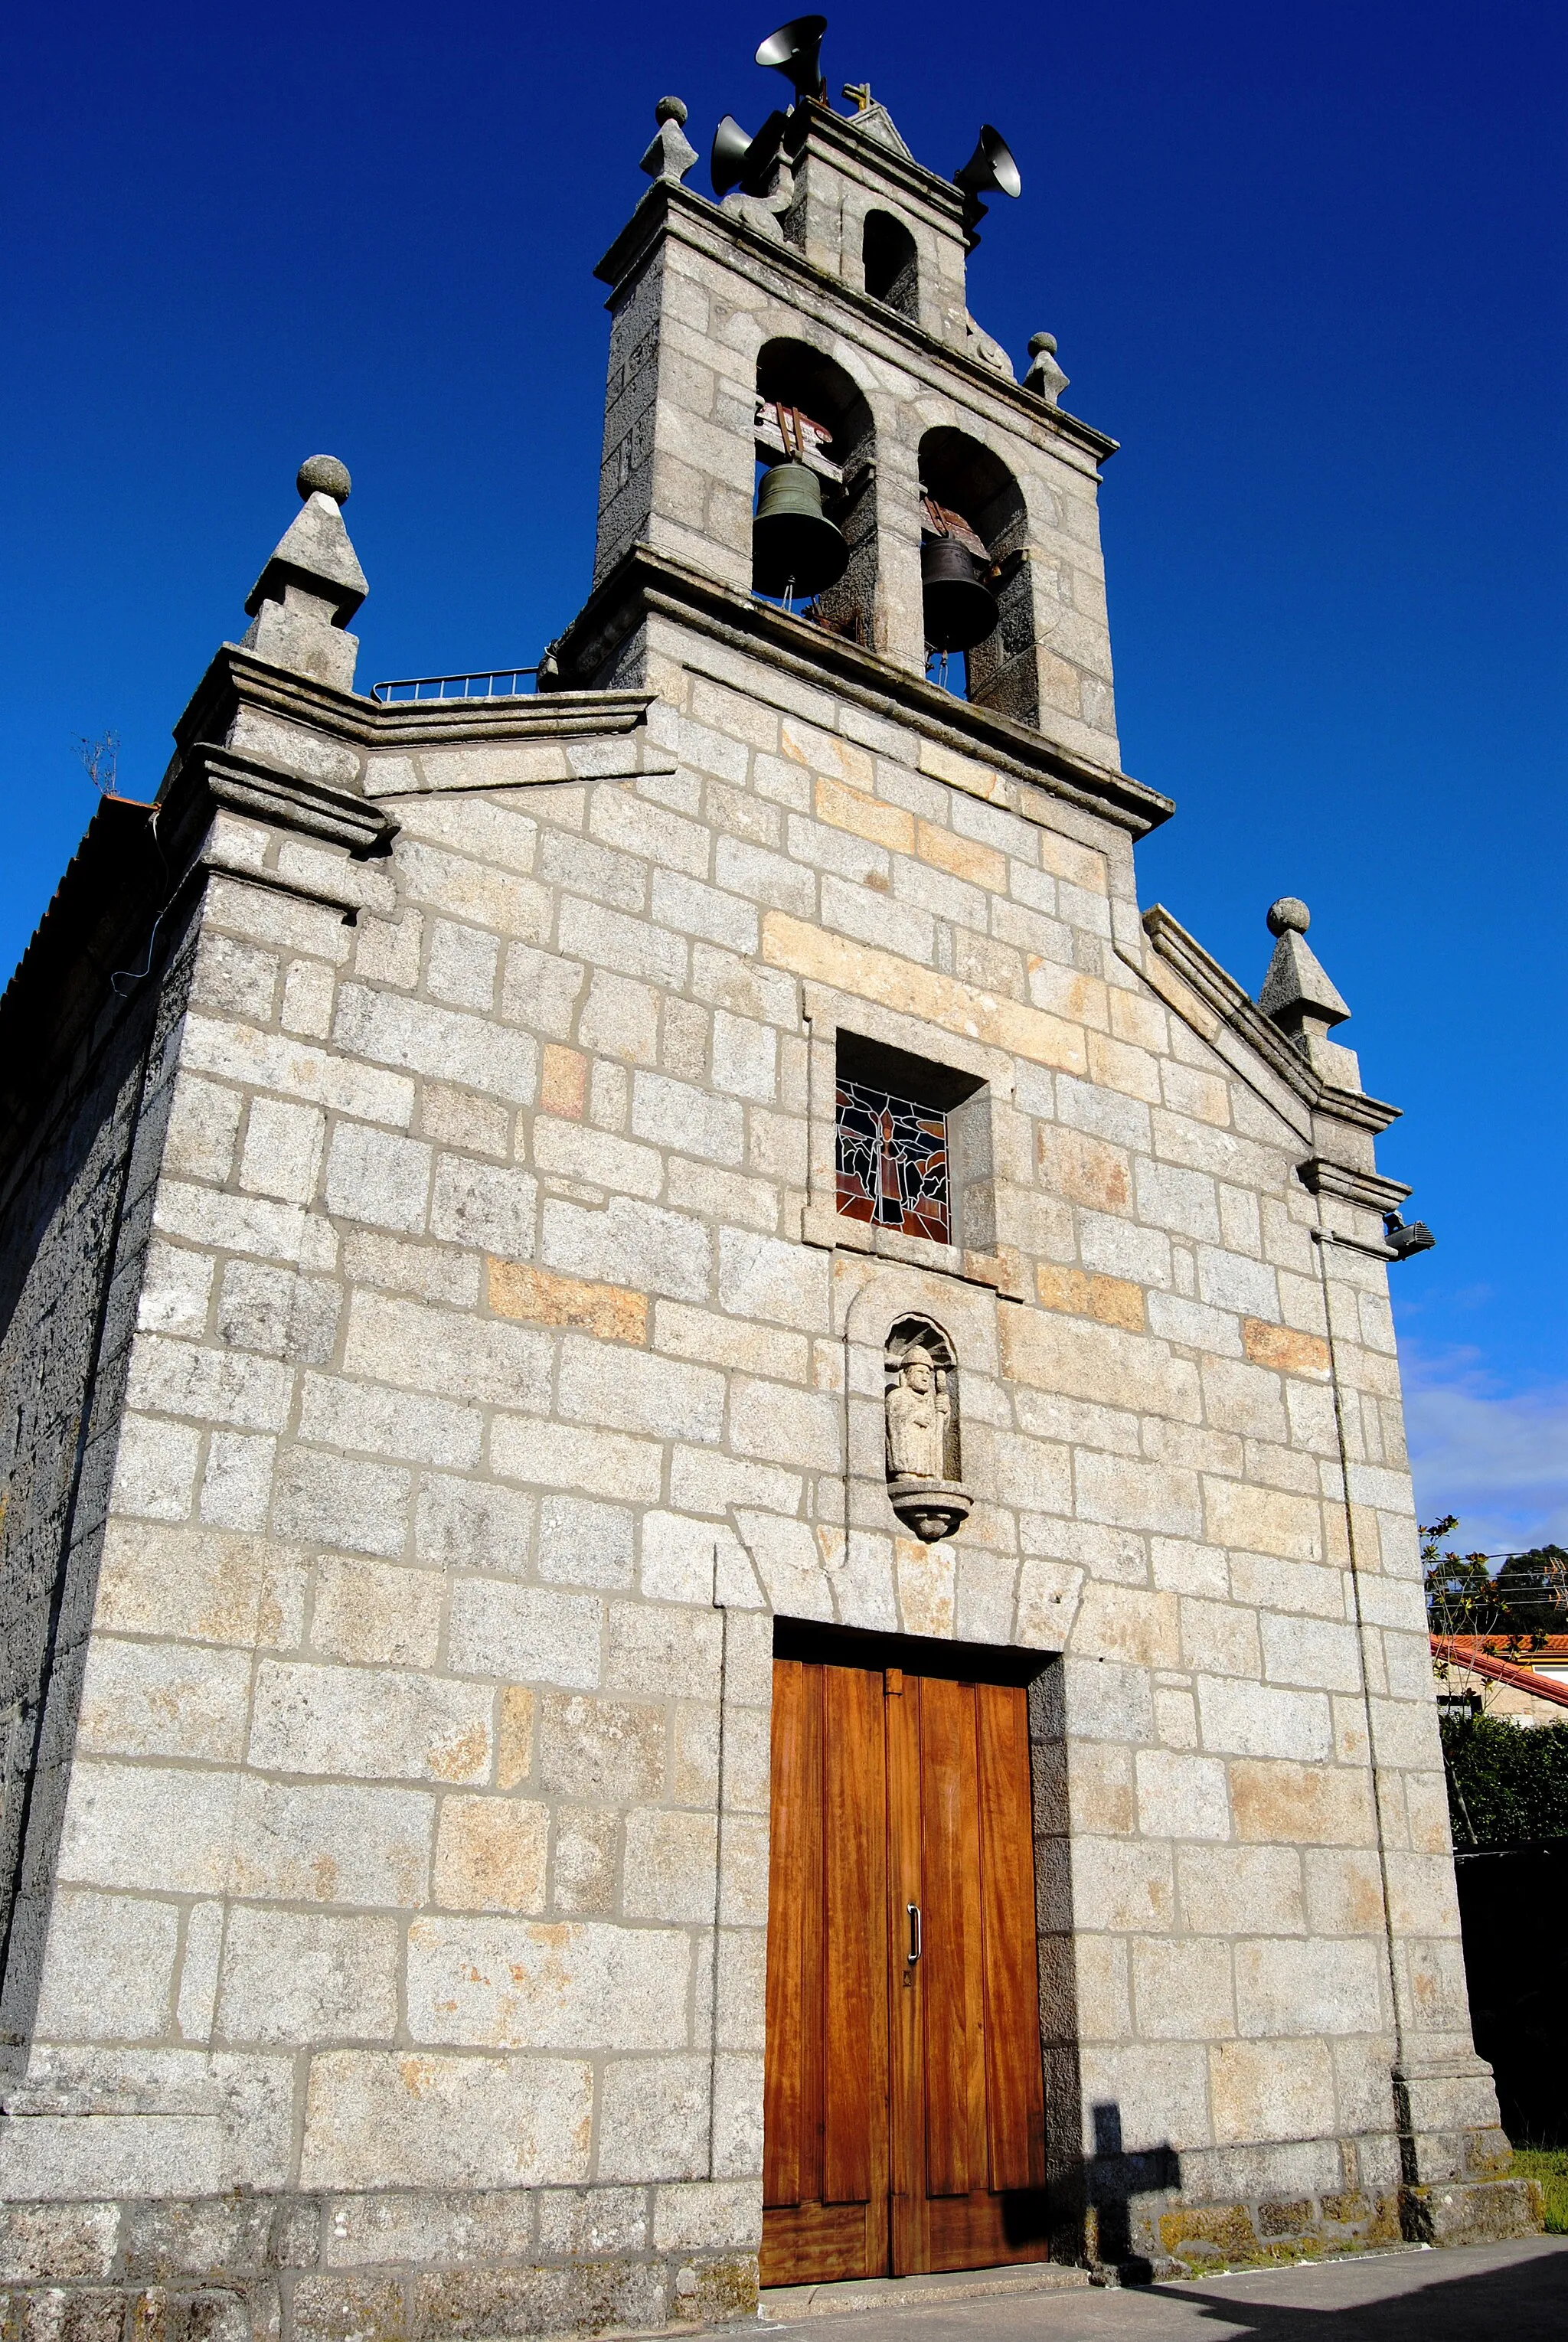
[0,913,196,2073]
[0,638,1518,2322]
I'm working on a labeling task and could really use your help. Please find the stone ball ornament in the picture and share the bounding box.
[297,454,352,505]
[1266,895,1311,937]
[655,95,688,125]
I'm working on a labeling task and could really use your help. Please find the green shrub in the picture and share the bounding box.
[1442,1713,1568,1849]
[1511,2147,1568,2234]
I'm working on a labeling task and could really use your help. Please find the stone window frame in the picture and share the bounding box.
[800,981,1026,1298]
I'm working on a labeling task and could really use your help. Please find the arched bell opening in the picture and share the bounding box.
[754,338,876,646]
[916,427,1034,721]
[863,209,918,320]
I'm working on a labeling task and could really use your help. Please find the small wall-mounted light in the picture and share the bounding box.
[1384,1212,1436,1262]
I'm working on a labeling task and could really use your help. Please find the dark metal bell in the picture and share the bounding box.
[921,534,998,652]
[753,462,850,599]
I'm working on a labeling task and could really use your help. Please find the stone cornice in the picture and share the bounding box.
[0,734,397,1194]
[194,743,395,854]
[1,643,679,1189]
[368,693,654,750]
[169,645,659,771]
[593,181,1118,469]
[1135,905,1402,1139]
[1298,1158,1412,1213]
[547,541,1172,838]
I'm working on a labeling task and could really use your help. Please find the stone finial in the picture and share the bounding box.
[1259,897,1361,1089]
[641,96,697,186]
[297,453,351,503]
[1024,330,1069,407]
[241,455,368,694]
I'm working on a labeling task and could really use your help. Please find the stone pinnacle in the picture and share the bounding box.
[297,454,352,505]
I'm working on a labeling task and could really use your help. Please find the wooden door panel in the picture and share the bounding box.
[903,1675,1049,2271]
[822,1663,888,2205]
[763,1658,819,2214]
[762,1659,890,2284]
[917,1677,987,2200]
[923,2187,1051,2273]
[977,1682,1047,2193]
[763,1653,1049,2288]
[884,1667,923,2282]
[758,2202,886,2288]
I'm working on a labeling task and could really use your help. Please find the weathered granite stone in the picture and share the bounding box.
[0,27,1532,2337]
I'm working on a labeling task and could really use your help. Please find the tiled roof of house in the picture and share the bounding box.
[1432,1635,1568,1709]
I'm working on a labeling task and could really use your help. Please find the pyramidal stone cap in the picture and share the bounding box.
[1259,896,1351,1032]
[240,454,368,692]
[245,456,368,626]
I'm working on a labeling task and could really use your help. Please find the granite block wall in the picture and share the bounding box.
[0,616,1529,2330]
[0,80,1534,2336]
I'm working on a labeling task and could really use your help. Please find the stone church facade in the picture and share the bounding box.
[0,38,1536,2338]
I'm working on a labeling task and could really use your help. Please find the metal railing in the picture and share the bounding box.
[371,668,538,704]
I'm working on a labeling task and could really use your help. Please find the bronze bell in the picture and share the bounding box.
[753,462,850,599]
[921,534,998,652]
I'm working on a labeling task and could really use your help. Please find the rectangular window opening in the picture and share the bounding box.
[834,1034,980,1250]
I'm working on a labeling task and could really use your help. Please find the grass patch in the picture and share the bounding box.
[1512,2147,1568,2234]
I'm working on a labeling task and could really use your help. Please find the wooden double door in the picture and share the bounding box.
[761,1648,1049,2285]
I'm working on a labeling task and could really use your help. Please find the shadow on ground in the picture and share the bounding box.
[1156,2239,1566,2337]
[770,2239,1568,2342]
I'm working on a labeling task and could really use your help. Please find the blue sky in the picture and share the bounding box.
[4,2,1564,1552]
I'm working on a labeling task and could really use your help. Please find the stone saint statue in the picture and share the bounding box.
[886,1344,949,1485]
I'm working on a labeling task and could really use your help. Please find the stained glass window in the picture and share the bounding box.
[835,1078,949,1245]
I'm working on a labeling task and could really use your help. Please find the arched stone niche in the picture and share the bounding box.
[837,1268,1008,1642]
[756,336,877,646]
[844,1260,1003,1504]
[918,425,1035,723]
[884,1315,971,1543]
[863,208,919,318]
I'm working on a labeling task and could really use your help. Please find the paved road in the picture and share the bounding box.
[765,2236,1568,2340]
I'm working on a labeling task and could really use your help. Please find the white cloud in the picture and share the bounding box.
[1403,1348,1568,1555]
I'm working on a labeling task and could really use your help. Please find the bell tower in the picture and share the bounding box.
[557,38,1126,787]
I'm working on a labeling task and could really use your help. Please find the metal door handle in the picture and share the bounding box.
[906,1902,922,1964]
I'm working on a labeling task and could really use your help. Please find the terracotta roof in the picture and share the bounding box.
[1432,1635,1568,1710]
[1439,1635,1568,1661]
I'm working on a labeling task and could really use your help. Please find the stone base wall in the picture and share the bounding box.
[1132,2178,1540,2278]
[0,2187,759,2342]
[1399,2177,1544,2248]
[1092,2114,1543,2278]
[1089,2120,1542,2277]
[1,2156,1540,2330]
